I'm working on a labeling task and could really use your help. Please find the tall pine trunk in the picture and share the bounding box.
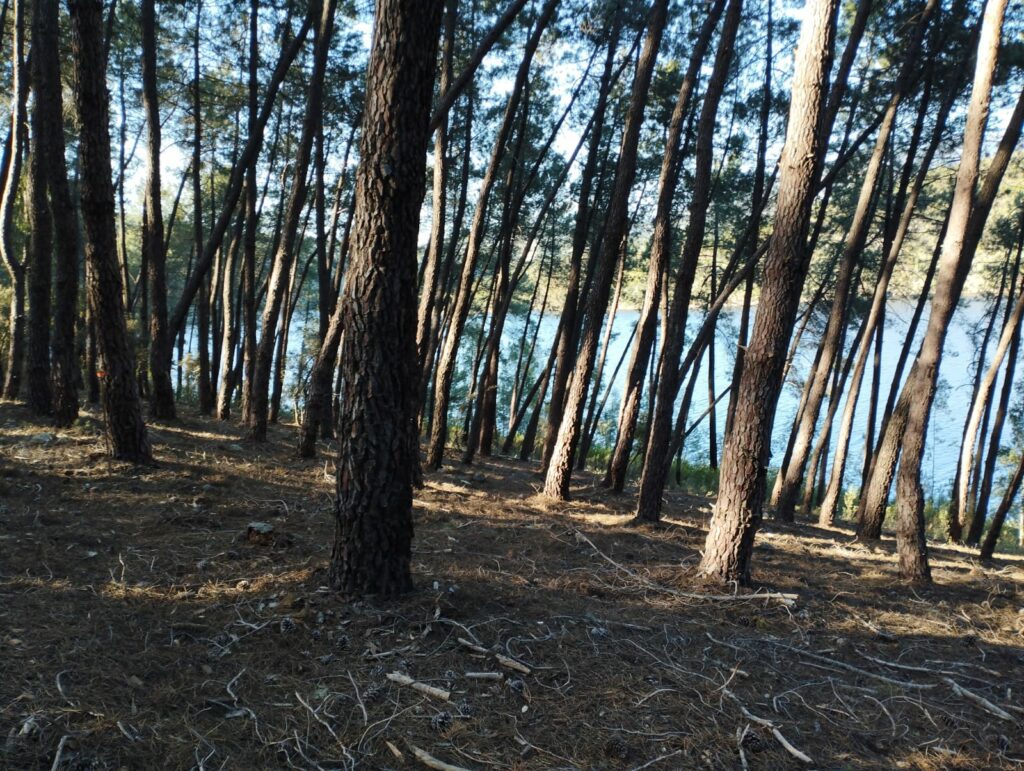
[69,0,151,463]
[329,0,443,597]
[698,0,838,585]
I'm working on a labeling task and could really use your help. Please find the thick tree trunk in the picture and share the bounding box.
[69,0,151,463]
[859,47,1021,545]
[697,0,838,585]
[772,0,936,522]
[329,0,443,597]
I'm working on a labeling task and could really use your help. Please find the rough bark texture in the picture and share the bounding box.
[69,0,152,464]
[328,0,443,597]
[772,0,935,522]
[697,0,838,585]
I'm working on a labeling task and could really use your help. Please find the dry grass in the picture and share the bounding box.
[1,402,1022,770]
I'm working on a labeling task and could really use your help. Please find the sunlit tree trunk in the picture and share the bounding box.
[698,0,838,584]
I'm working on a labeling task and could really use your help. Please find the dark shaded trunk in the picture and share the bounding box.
[68,0,151,463]
[141,0,174,420]
[329,0,443,596]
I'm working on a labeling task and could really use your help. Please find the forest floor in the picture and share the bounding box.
[1,403,1023,771]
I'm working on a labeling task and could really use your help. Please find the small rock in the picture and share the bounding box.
[28,432,56,445]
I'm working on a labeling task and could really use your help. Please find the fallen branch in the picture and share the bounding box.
[944,677,1013,721]
[465,672,503,680]
[723,689,812,764]
[387,672,451,702]
[409,744,473,771]
[496,654,531,674]
[768,641,935,690]
[572,529,797,606]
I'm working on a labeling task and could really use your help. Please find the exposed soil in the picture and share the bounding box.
[1,402,1022,770]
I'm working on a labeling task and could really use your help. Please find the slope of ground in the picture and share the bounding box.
[1,403,1022,770]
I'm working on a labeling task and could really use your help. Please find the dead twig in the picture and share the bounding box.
[409,744,473,771]
[943,677,1013,721]
[386,672,451,701]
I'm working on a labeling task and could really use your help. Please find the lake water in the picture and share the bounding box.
[181,296,1017,501]
[497,298,1016,500]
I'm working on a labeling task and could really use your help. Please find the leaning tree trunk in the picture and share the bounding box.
[891,0,1010,583]
[540,13,622,469]
[425,0,557,470]
[979,449,1024,560]
[328,0,443,597]
[248,0,335,441]
[633,0,741,521]
[543,0,668,500]
[697,0,838,585]
[68,0,151,463]
[772,0,936,522]
[604,0,726,491]
[818,65,955,525]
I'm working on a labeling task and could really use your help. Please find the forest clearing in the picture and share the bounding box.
[3,0,1024,767]
[1,403,1022,770]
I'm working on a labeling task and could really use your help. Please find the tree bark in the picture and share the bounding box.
[425,0,557,470]
[697,0,838,584]
[68,0,151,463]
[141,0,175,420]
[633,0,741,520]
[891,0,1010,583]
[329,0,443,597]
[772,0,936,522]
[248,0,335,441]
